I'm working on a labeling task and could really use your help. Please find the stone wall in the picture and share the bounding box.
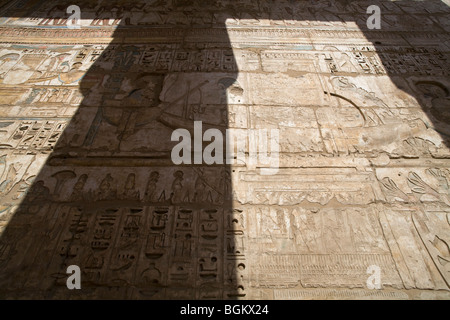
[0,0,449,299]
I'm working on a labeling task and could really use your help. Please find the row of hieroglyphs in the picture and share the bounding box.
[1,155,450,210]
[1,0,449,29]
[0,161,232,206]
[0,45,448,82]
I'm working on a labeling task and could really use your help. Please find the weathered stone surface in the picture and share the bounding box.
[0,0,449,300]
